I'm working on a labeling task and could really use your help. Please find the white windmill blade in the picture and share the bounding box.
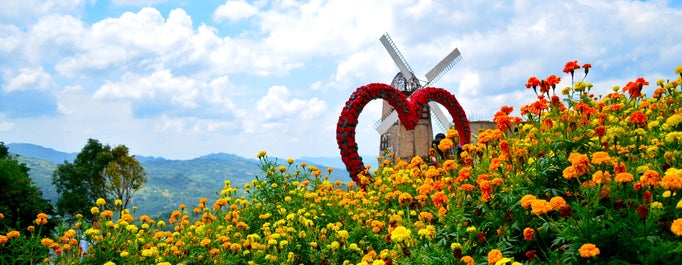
[380,33,416,81]
[428,102,451,131]
[425,48,461,85]
[375,110,399,134]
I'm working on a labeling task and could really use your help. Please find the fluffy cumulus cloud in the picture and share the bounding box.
[1,0,681,159]
[2,67,55,92]
[256,86,327,121]
[212,0,260,22]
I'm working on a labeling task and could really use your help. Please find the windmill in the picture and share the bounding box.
[374,32,462,160]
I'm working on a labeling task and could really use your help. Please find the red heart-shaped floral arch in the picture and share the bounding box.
[336,83,471,185]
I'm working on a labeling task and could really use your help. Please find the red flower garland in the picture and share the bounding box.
[336,83,471,185]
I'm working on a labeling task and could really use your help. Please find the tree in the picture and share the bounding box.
[52,139,147,218]
[102,145,147,209]
[0,142,54,233]
[53,139,111,219]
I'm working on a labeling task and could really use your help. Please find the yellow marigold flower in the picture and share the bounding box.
[461,256,475,265]
[495,258,513,265]
[578,243,600,258]
[90,207,100,215]
[372,260,385,265]
[390,226,411,243]
[676,199,682,209]
[488,249,503,264]
[120,251,129,257]
[671,218,682,236]
[675,65,682,74]
[666,114,682,128]
[103,262,116,265]
[96,198,106,206]
[466,226,477,233]
[651,201,663,209]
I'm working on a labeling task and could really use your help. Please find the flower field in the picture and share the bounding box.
[2,63,682,264]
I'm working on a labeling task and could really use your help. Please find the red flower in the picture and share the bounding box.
[628,111,648,126]
[525,76,540,89]
[563,60,581,74]
[545,75,561,88]
[582,63,592,74]
[636,204,649,219]
[622,78,649,98]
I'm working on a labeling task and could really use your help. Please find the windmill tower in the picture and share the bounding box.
[374,33,462,161]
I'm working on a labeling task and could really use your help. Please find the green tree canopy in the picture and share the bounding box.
[0,141,54,233]
[52,139,147,219]
[103,145,147,209]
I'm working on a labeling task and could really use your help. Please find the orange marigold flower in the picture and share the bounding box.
[660,173,682,190]
[549,196,567,210]
[639,170,660,187]
[592,170,612,185]
[398,193,413,206]
[438,138,454,152]
[523,227,535,241]
[437,206,448,217]
[461,256,475,265]
[431,191,448,207]
[460,184,475,191]
[6,230,20,239]
[671,218,682,236]
[487,249,503,264]
[0,235,7,246]
[578,243,600,258]
[562,166,579,180]
[568,152,590,175]
[520,194,537,209]
[531,199,553,215]
[590,152,611,165]
[615,172,634,183]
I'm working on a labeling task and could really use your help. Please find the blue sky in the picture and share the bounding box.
[1,0,681,160]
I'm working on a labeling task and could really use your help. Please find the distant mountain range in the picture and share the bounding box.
[6,143,375,218]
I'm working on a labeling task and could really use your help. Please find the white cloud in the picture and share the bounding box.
[94,70,199,108]
[0,120,14,131]
[0,0,84,24]
[256,86,327,121]
[110,0,168,7]
[2,67,54,92]
[212,0,259,22]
